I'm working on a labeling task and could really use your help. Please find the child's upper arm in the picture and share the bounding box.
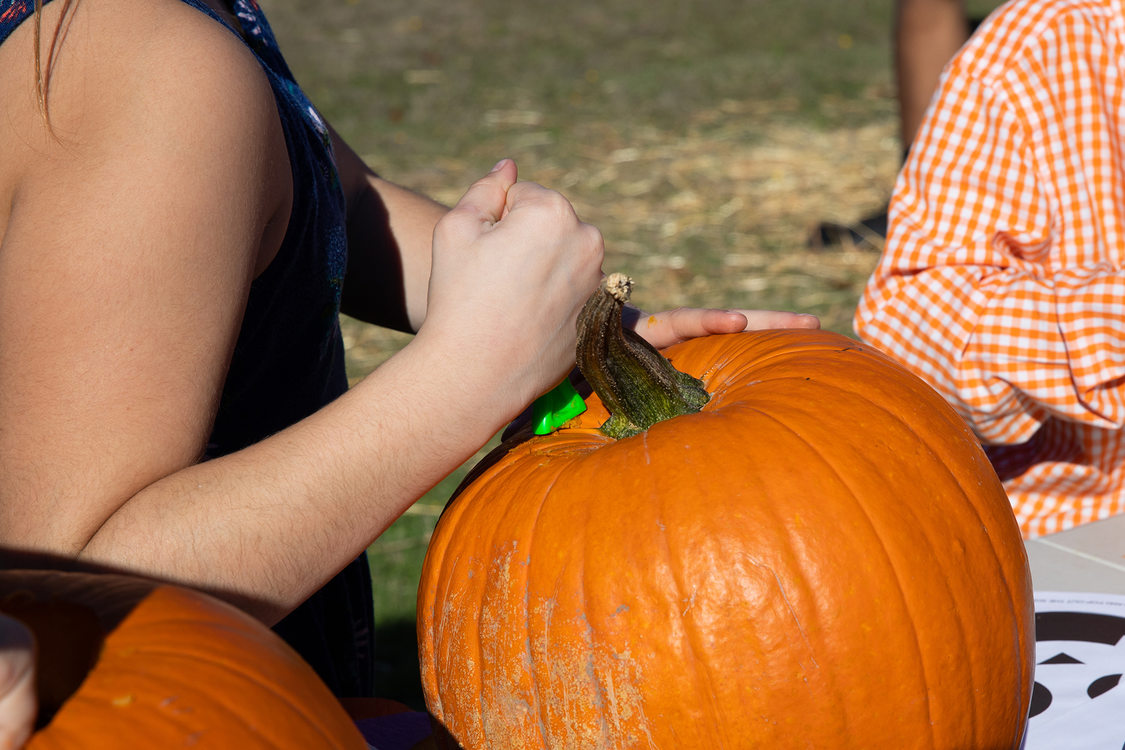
[0,0,292,552]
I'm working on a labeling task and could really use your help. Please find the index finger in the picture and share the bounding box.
[634,307,820,349]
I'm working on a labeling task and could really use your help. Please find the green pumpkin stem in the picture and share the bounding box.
[576,273,710,439]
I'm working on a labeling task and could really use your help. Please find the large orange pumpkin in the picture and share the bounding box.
[417,275,1035,749]
[0,570,368,749]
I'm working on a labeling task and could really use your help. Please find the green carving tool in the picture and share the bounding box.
[531,379,586,435]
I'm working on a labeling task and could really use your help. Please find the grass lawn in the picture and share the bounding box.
[262,0,1004,708]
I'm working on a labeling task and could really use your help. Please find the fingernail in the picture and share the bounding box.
[490,158,508,173]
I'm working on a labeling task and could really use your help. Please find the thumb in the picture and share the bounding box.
[443,159,519,232]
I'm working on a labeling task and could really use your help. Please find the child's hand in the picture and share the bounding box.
[422,159,604,408]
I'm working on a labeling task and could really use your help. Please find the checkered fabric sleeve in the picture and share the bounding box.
[855,0,1125,536]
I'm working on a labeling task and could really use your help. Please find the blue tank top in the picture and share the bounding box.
[0,0,374,697]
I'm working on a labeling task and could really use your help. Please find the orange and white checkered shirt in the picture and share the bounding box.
[855,0,1125,538]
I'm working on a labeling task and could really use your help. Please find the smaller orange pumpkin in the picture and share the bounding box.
[0,569,368,749]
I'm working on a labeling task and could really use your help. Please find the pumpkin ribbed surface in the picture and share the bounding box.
[417,329,1034,749]
[0,570,367,749]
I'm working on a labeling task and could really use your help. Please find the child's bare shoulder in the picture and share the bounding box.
[0,0,282,179]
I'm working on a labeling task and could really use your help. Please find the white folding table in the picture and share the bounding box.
[1021,514,1125,749]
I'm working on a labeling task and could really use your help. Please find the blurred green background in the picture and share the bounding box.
[262,0,1000,708]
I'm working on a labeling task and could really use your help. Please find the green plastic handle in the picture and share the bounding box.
[531,379,587,435]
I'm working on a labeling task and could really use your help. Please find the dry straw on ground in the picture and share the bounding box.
[343,100,897,382]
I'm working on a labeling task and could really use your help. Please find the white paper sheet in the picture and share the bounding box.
[1022,592,1125,750]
